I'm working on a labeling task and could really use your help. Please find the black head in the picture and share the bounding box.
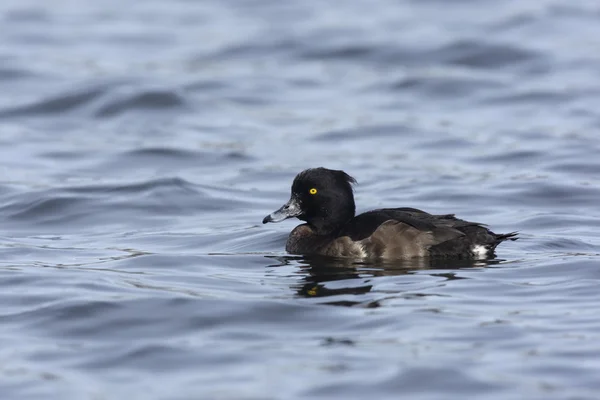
[263,168,357,234]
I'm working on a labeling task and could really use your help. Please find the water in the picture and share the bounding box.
[1,0,600,398]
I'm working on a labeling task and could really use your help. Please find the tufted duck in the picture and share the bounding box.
[263,168,517,259]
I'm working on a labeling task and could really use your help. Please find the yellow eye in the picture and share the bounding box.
[309,188,317,195]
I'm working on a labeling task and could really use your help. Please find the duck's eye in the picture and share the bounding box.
[309,188,317,195]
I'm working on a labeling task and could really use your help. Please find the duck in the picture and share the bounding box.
[263,167,517,259]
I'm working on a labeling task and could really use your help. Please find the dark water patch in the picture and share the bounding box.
[522,236,600,252]
[458,258,600,296]
[79,343,213,372]
[0,67,37,80]
[518,213,600,231]
[547,161,600,175]
[117,147,203,162]
[3,8,49,23]
[0,86,108,117]
[315,124,414,141]
[95,89,186,118]
[64,176,199,195]
[547,4,600,19]
[298,37,542,71]
[413,137,475,151]
[443,182,600,215]
[440,40,540,69]
[183,79,230,93]
[308,367,504,398]
[0,178,249,231]
[482,88,576,105]
[105,147,253,169]
[300,43,378,62]
[387,73,507,99]
[225,94,274,107]
[488,11,539,32]
[2,195,89,224]
[296,37,436,68]
[118,147,252,165]
[495,181,600,208]
[38,150,94,161]
[0,183,18,196]
[15,297,358,343]
[213,38,301,60]
[467,149,545,165]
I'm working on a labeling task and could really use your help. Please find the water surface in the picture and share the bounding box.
[1,0,600,399]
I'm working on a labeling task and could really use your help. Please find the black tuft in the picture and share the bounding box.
[335,170,357,186]
[336,171,357,193]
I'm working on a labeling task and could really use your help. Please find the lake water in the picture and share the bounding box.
[1,0,600,399]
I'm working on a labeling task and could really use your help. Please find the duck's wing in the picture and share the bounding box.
[358,220,465,259]
[369,208,516,257]
[342,208,470,241]
[340,208,510,259]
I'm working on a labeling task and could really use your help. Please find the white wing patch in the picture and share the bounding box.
[471,245,489,259]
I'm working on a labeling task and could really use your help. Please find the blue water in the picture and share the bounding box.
[1,0,600,399]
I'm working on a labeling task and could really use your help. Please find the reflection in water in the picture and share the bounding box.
[266,255,503,306]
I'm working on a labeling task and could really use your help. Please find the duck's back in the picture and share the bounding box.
[334,207,515,259]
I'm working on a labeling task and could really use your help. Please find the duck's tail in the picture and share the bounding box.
[489,231,518,251]
[495,231,519,242]
[474,231,518,259]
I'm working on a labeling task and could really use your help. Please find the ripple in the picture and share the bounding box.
[526,237,599,252]
[119,147,202,161]
[3,195,86,223]
[0,67,37,80]
[547,161,600,175]
[300,43,378,61]
[296,36,541,71]
[387,73,506,99]
[95,89,186,117]
[102,147,254,171]
[314,124,413,141]
[483,88,575,105]
[308,367,502,398]
[506,182,600,208]
[0,177,249,231]
[65,177,199,195]
[468,150,545,165]
[439,40,540,69]
[0,86,108,117]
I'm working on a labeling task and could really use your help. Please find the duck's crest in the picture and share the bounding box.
[299,167,357,190]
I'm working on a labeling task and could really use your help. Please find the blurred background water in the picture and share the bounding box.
[1,0,600,399]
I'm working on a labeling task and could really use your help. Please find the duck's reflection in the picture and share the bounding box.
[267,255,503,305]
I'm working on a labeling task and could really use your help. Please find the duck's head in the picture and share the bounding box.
[263,167,357,234]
